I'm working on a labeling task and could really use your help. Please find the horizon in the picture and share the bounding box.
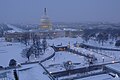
[0,0,120,24]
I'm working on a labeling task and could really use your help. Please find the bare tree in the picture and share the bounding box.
[21,48,32,61]
[42,37,47,52]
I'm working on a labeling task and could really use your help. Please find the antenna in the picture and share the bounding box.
[44,8,47,15]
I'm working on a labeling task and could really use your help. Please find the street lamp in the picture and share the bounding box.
[112,60,115,63]
[102,57,104,63]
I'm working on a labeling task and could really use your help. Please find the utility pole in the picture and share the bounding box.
[13,69,19,80]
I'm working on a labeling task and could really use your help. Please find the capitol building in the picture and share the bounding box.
[40,8,52,30]
[4,8,83,42]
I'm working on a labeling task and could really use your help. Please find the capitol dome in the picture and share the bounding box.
[40,8,52,30]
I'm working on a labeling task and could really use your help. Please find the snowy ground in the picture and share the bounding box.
[70,46,116,64]
[48,37,120,63]
[47,37,83,46]
[0,37,120,80]
[0,38,54,67]
[0,37,55,79]
[18,64,51,80]
[42,51,86,73]
[0,69,14,80]
[85,39,119,49]
[45,37,120,80]
[43,47,119,74]
[7,24,25,33]
[0,39,26,67]
[29,47,54,62]
[47,37,120,64]
[47,37,119,49]
[0,63,51,80]
[94,50,120,61]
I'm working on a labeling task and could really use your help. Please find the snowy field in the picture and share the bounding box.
[47,37,120,63]
[47,37,120,49]
[85,39,119,49]
[0,39,26,67]
[7,24,25,33]
[0,38,55,80]
[71,46,116,64]
[18,64,51,80]
[0,38,54,67]
[0,63,51,80]
[42,51,86,73]
[28,47,54,62]
[94,50,120,60]
[47,37,120,65]
[47,37,83,46]
[0,37,120,80]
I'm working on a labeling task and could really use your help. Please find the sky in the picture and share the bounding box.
[0,0,120,24]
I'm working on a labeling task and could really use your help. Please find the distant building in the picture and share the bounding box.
[40,8,52,30]
[4,8,83,42]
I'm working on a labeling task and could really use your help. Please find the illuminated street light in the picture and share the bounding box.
[102,57,104,62]
[112,60,115,63]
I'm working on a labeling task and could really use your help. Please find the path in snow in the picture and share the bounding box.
[7,24,25,32]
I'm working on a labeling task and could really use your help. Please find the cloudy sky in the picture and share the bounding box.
[0,0,120,24]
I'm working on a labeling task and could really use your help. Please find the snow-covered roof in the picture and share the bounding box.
[18,64,51,80]
[77,74,118,80]
[106,63,120,72]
